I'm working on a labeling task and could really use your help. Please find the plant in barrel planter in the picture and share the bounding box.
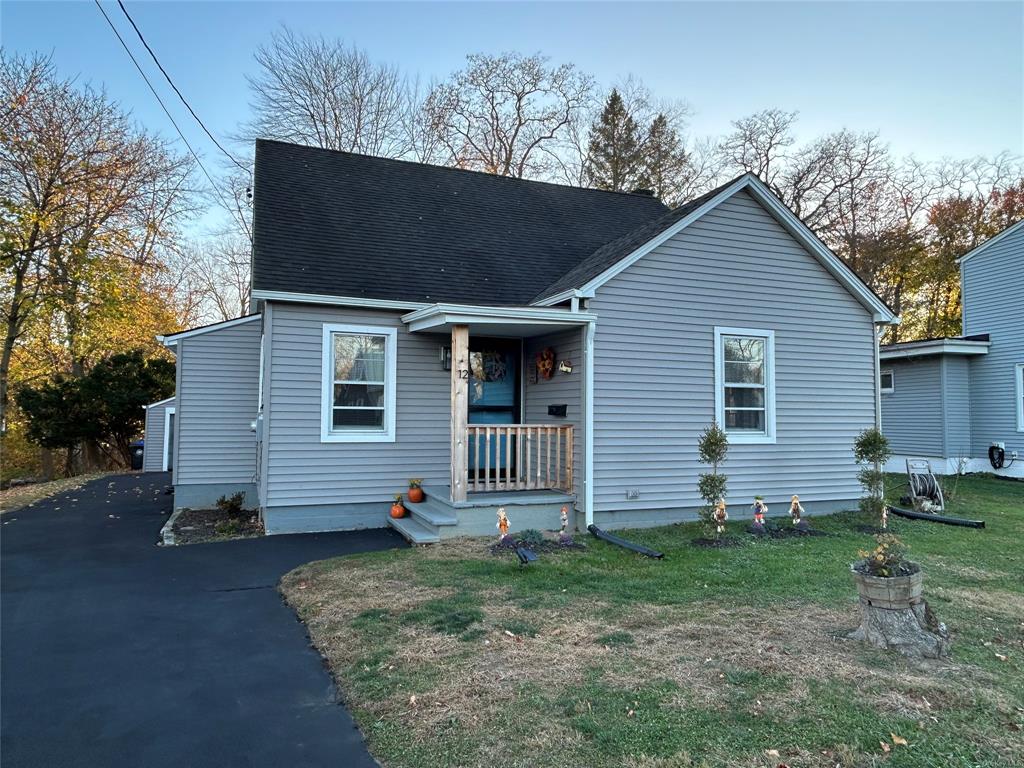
[852,427,892,530]
[849,534,950,658]
[694,422,731,546]
[407,479,425,504]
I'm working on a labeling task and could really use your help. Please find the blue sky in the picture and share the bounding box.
[4,1,1022,182]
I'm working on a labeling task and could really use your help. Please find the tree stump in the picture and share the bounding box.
[849,566,951,659]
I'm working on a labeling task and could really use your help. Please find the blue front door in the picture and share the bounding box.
[467,340,520,475]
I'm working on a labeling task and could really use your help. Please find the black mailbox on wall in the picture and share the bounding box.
[548,404,567,418]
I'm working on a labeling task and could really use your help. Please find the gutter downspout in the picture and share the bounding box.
[583,319,596,529]
[874,324,884,430]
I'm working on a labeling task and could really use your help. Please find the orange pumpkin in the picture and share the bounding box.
[390,497,406,519]
[407,487,424,503]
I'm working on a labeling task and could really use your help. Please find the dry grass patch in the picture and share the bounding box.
[0,471,116,514]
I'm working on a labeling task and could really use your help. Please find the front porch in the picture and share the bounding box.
[390,303,594,543]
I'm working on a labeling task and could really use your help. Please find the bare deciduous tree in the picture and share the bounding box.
[175,236,252,323]
[424,52,593,178]
[242,26,413,158]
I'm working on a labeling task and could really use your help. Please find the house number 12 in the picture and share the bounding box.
[458,369,469,380]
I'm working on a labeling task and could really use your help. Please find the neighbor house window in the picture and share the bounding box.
[714,327,776,444]
[321,323,397,443]
[880,369,894,394]
[1016,363,1024,432]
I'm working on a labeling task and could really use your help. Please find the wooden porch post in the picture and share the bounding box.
[450,324,469,502]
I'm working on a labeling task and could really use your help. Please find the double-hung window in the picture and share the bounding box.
[714,327,776,443]
[880,369,894,394]
[321,324,397,442]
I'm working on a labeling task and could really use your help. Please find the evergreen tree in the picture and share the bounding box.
[640,113,689,202]
[586,89,642,192]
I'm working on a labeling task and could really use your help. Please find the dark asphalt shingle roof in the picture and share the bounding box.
[252,140,670,306]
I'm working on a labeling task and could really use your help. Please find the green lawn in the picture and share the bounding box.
[282,475,1023,768]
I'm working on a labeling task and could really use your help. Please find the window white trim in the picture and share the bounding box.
[1016,363,1024,432]
[713,327,776,444]
[880,368,894,395]
[162,407,175,472]
[321,323,397,443]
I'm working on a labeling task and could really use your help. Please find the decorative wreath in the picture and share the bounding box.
[536,347,556,380]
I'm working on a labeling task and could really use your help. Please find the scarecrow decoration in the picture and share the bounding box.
[535,347,556,380]
[790,495,809,531]
[751,496,768,534]
[496,507,510,540]
[713,499,728,536]
[559,506,569,533]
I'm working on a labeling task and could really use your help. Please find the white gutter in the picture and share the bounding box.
[879,339,990,361]
[252,289,427,311]
[874,324,884,430]
[583,319,596,528]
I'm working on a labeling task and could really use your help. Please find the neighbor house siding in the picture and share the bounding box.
[962,226,1024,458]
[142,397,174,472]
[588,189,875,525]
[263,302,450,532]
[524,327,584,499]
[880,358,944,457]
[940,355,972,460]
[174,319,261,508]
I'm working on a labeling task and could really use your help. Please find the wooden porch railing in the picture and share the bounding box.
[466,424,573,494]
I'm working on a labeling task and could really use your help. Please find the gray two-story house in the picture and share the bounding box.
[148,139,899,539]
[880,219,1023,477]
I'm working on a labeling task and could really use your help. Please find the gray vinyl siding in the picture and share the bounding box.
[880,358,944,457]
[175,319,261,495]
[524,328,584,498]
[263,303,450,514]
[142,398,174,471]
[940,356,972,459]
[588,189,874,517]
[962,226,1024,457]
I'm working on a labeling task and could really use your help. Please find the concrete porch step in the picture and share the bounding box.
[388,515,440,544]
[405,497,458,527]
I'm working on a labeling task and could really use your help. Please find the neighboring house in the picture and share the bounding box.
[880,219,1024,477]
[142,396,175,472]
[156,139,898,539]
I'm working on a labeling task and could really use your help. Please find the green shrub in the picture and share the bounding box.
[852,428,891,527]
[216,492,246,516]
[696,422,729,538]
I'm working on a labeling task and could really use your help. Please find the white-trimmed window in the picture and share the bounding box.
[714,327,776,444]
[321,323,397,443]
[880,369,894,394]
[1016,363,1024,432]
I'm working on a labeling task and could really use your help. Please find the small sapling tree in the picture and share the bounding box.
[853,427,892,529]
[696,422,729,539]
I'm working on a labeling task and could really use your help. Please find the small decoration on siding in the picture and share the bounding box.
[535,347,556,380]
[496,507,510,540]
[713,499,728,536]
[750,496,767,535]
[558,360,573,374]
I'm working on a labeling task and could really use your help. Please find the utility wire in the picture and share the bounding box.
[92,0,240,214]
[115,0,251,177]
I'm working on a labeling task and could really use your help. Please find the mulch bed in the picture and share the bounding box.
[172,507,263,544]
[748,520,828,539]
[489,533,586,556]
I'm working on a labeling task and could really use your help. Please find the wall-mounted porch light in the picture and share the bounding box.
[440,346,452,371]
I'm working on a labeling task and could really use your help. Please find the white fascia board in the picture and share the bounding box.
[530,288,582,307]
[252,289,427,311]
[957,219,1024,265]
[402,303,597,333]
[879,339,991,360]
[160,314,262,344]
[560,173,897,324]
[144,396,175,410]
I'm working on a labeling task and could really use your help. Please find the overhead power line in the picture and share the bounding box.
[115,0,251,177]
[92,0,240,213]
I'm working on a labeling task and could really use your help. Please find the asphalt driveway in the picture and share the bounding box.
[1,472,404,767]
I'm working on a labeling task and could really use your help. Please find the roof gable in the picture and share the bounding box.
[531,173,897,323]
[251,140,668,307]
[957,219,1024,266]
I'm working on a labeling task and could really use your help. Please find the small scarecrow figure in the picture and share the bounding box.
[750,496,768,535]
[713,499,728,537]
[789,495,805,525]
[559,505,569,534]
[496,506,510,540]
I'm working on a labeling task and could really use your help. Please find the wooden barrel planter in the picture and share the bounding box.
[851,563,923,610]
